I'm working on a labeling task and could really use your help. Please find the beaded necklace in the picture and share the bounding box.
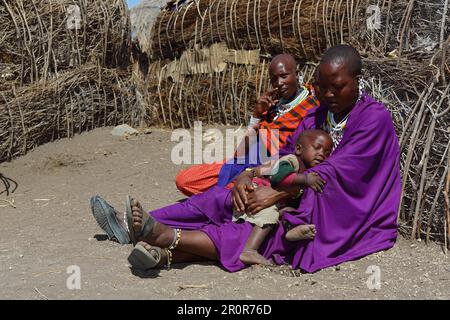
[322,93,364,149]
[273,86,308,120]
[323,111,350,149]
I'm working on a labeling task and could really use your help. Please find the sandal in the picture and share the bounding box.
[125,195,156,246]
[90,195,130,244]
[127,242,171,270]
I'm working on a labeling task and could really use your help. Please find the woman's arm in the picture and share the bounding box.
[231,170,255,212]
[245,185,303,215]
[231,159,277,212]
[232,158,324,212]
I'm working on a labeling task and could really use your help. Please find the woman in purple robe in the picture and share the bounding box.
[91,45,401,273]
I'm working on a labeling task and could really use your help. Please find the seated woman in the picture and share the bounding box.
[91,44,401,273]
[175,53,318,196]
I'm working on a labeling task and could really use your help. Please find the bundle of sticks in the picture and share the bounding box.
[0,0,131,86]
[146,0,354,61]
[0,0,137,163]
[146,0,448,62]
[362,48,449,242]
[0,64,138,162]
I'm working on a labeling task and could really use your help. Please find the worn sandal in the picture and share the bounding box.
[125,195,156,246]
[127,242,170,270]
[90,195,130,244]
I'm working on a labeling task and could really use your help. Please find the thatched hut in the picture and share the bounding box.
[0,0,137,161]
[0,0,132,86]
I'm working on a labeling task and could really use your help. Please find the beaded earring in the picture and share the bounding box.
[297,73,304,87]
[358,77,365,101]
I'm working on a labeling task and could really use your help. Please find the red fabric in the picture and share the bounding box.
[258,85,319,155]
[252,177,271,187]
[278,172,296,186]
[176,163,223,196]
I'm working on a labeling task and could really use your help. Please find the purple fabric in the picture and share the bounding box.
[280,93,401,272]
[150,186,295,272]
[150,93,401,273]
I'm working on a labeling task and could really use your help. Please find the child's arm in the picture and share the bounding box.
[273,171,325,192]
[291,172,325,192]
[270,157,325,192]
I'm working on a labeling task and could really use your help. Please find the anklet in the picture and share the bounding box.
[168,228,182,250]
[165,249,173,269]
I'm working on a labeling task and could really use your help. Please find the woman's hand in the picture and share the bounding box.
[232,172,255,212]
[245,186,281,215]
[254,88,279,118]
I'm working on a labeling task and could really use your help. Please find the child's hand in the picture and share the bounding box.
[306,172,325,192]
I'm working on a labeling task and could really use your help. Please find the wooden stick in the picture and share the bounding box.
[444,157,450,251]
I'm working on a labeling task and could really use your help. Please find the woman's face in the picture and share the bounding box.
[316,62,359,115]
[269,61,298,101]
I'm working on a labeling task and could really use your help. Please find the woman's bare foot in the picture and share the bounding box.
[131,199,144,235]
[240,249,273,266]
[130,199,173,247]
[285,224,316,241]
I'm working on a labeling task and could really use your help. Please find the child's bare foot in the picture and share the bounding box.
[285,224,316,241]
[240,249,273,266]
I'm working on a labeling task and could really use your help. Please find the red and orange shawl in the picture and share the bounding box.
[258,85,319,156]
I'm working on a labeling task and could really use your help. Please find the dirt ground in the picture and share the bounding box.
[1,126,450,300]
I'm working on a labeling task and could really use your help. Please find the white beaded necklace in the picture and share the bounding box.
[325,111,350,149]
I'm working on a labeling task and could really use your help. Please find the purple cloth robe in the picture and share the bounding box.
[279,93,401,271]
[150,93,401,273]
[150,186,294,272]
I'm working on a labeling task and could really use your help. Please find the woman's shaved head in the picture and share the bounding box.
[269,54,297,73]
[320,44,362,77]
[268,54,299,100]
[316,45,362,116]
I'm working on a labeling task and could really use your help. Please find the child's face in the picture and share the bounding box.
[296,134,333,168]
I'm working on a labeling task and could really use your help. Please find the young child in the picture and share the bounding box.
[233,129,333,266]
